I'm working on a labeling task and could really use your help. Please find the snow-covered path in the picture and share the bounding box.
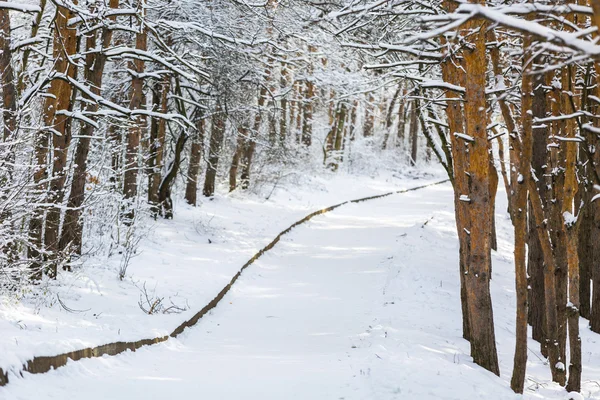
[0,184,527,399]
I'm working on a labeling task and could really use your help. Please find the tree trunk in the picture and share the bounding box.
[0,9,16,143]
[509,39,535,392]
[363,93,375,137]
[529,67,548,346]
[203,101,226,197]
[280,65,288,142]
[29,2,78,277]
[185,118,205,206]
[462,15,499,375]
[440,0,470,343]
[396,91,407,148]
[241,85,268,189]
[409,99,419,166]
[60,0,119,255]
[229,125,248,192]
[148,75,171,208]
[578,193,592,320]
[158,130,188,219]
[122,1,147,220]
[562,64,581,393]
[382,84,401,150]
[591,201,600,333]
[301,79,313,147]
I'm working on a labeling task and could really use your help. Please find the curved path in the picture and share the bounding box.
[1,182,519,400]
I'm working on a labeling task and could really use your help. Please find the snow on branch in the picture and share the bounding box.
[415,3,600,58]
[0,2,41,12]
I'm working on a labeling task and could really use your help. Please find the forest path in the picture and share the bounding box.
[1,183,520,399]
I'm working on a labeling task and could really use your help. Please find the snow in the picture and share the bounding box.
[0,2,41,13]
[563,211,577,226]
[0,171,443,374]
[2,173,600,399]
[453,132,474,142]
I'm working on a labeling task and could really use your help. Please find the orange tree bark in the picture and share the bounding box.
[461,15,499,375]
[29,2,78,277]
[562,65,582,393]
[60,0,120,255]
[439,10,470,341]
[509,35,534,392]
[0,9,16,142]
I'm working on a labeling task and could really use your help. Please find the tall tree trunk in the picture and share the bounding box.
[158,130,188,219]
[509,37,535,392]
[591,200,600,333]
[577,200,592,319]
[280,65,288,142]
[408,100,419,166]
[363,93,375,137]
[203,101,226,197]
[60,0,119,255]
[241,85,268,189]
[122,1,147,220]
[396,90,407,148]
[185,118,205,206]
[301,80,313,147]
[462,13,499,375]
[148,75,171,209]
[382,84,401,150]
[440,0,470,342]
[29,2,78,277]
[562,64,581,393]
[529,66,548,346]
[590,4,600,334]
[229,125,248,192]
[0,7,18,262]
[0,9,16,143]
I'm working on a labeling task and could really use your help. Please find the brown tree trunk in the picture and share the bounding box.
[301,79,313,147]
[122,1,147,219]
[591,201,600,333]
[241,85,268,189]
[462,14,499,375]
[280,65,288,142]
[0,9,16,142]
[363,93,375,137]
[158,130,187,219]
[409,100,419,166]
[229,125,248,192]
[562,64,581,393]
[29,2,78,277]
[382,84,401,150]
[203,101,226,197]
[60,0,119,255]
[440,0,470,343]
[509,38,535,392]
[185,118,205,206]
[578,192,592,320]
[396,90,407,148]
[529,67,548,346]
[148,75,171,208]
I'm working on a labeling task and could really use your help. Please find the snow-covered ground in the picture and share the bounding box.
[0,169,442,374]
[2,170,600,399]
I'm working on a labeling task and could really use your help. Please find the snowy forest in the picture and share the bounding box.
[2,0,600,399]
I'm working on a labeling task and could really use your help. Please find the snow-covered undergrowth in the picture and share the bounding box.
[0,160,441,375]
[2,179,599,399]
